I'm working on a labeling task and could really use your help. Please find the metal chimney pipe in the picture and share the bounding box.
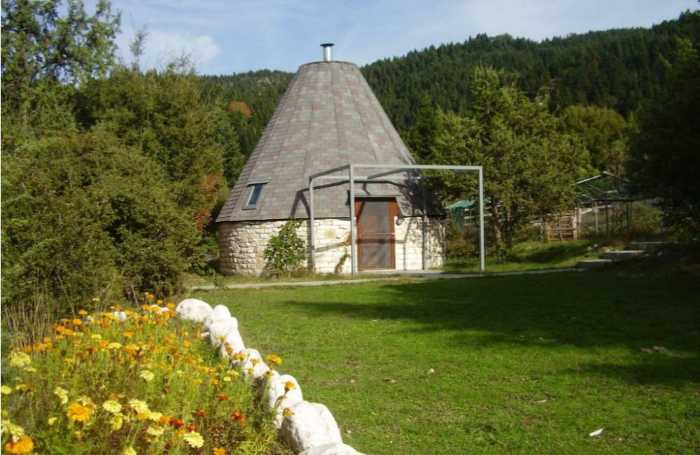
[321,43,334,62]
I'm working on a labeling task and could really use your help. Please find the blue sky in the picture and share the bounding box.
[100,0,698,75]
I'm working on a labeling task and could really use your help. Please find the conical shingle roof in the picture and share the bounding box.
[216,60,422,222]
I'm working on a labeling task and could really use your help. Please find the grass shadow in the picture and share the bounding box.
[278,269,700,385]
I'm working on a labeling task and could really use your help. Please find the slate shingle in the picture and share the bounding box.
[216,60,435,223]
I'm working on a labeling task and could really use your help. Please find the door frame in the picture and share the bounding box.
[354,197,398,271]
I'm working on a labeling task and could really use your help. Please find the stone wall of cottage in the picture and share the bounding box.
[218,217,445,275]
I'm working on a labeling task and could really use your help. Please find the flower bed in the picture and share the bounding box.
[2,302,289,454]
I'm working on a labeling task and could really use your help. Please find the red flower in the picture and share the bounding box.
[186,423,197,432]
[216,394,228,402]
[231,410,246,425]
[169,417,184,428]
[193,409,207,418]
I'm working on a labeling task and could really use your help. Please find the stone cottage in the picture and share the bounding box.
[216,45,445,275]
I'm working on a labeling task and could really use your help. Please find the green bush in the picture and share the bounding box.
[263,220,307,276]
[1,130,202,321]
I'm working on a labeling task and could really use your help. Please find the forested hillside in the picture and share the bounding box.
[202,11,700,143]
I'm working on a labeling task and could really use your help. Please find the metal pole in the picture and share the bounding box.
[421,184,427,271]
[349,165,357,275]
[478,166,485,272]
[309,178,316,273]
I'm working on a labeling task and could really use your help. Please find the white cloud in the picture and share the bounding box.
[116,27,221,71]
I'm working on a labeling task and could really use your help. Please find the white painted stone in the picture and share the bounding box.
[204,305,232,330]
[280,401,343,453]
[230,348,270,380]
[219,217,445,275]
[208,316,239,347]
[218,329,245,358]
[176,298,213,323]
[261,372,304,428]
[299,443,363,455]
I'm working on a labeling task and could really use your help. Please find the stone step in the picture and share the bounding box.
[601,250,646,261]
[576,259,614,269]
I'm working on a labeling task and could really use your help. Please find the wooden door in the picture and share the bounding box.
[355,198,397,271]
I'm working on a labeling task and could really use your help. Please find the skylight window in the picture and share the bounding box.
[244,183,265,209]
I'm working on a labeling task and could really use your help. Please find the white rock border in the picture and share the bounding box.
[174,298,364,455]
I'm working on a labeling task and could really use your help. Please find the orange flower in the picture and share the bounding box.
[194,409,206,417]
[72,318,82,326]
[284,381,296,392]
[186,423,197,432]
[67,402,93,423]
[213,448,226,455]
[4,435,34,454]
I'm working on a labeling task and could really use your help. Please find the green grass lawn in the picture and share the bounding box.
[185,240,599,289]
[191,267,700,454]
[443,240,599,273]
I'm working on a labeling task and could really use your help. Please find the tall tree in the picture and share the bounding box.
[76,65,226,225]
[629,38,700,235]
[1,0,120,133]
[560,105,630,176]
[425,66,588,249]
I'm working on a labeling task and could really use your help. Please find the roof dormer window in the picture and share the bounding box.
[244,183,265,209]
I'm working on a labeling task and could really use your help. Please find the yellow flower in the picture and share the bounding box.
[54,386,69,405]
[146,425,165,438]
[183,431,204,448]
[14,384,29,392]
[213,448,226,455]
[91,334,102,341]
[110,414,124,431]
[266,353,283,366]
[107,342,122,350]
[102,400,122,414]
[282,408,295,418]
[122,447,137,455]
[48,416,58,426]
[284,381,296,392]
[139,370,155,382]
[4,435,34,454]
[67,402,93,423]
[2,385,13,395]
[147,411,163,422]
[9,351,31,368]
[78,309,88,316]
[128,399,150,415]
[2,420,25,438]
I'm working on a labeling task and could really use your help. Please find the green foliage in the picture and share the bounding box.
[263,221,307,276]
[560,105,630,175]
[629,37,700,236]
[1,0,120,128]
[76,65,226,215]
[425,66,588,248]
[1,130,202,319]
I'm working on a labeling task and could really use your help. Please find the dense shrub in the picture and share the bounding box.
[1,130,202,322]
[263,221,307,276]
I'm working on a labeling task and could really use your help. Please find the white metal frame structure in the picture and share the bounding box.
[308,164,485,275]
